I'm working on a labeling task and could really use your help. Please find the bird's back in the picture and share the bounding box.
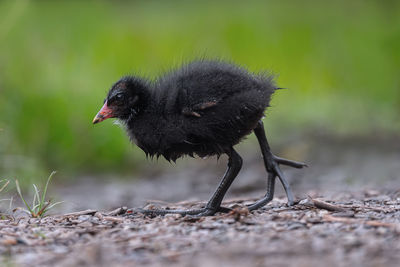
[153,60,274,111]
[137,60,276,160]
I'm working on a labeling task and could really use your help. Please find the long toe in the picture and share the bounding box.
[135,208,206,217]
[273,155,308,169]
[186,208,218,218]
[270,160,295,206]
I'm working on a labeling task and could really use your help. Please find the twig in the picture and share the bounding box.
[106,207,127,216]
[309,197,347,212]
[64,209,97,217]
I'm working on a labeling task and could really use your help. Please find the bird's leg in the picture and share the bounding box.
[134,147,242,217]
[196,147,242,216]
[247,120,307,208]
[247,172,275,211]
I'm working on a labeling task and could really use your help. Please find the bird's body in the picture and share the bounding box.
[93,59,306,217]
[126,61,275,161]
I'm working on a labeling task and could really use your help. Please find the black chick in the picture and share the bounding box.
[93,60,306,216]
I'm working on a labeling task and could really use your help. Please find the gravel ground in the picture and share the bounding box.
[1,134,400,266]
[1,193,400,267]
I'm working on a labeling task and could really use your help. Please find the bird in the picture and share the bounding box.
[93,60,306,216]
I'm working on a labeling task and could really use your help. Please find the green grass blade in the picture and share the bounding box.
[32,184,40,213]
[15,180,34,216]
[0,180,9,193]
[40,171,56,212]
[32,203,41,210]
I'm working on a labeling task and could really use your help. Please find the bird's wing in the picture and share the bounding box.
[181,100,218,118]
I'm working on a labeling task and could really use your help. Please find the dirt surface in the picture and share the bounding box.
[1,193,400,267]
[1,134,400,266]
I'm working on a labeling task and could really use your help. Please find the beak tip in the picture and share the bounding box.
[93,102,113,125]
[92,117,100,124]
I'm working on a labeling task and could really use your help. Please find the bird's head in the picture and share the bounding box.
[93,76,148,124]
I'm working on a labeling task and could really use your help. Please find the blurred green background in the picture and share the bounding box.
[0,0,399,185]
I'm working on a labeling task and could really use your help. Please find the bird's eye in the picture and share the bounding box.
[108,93,125,106]
[113,93,125,104]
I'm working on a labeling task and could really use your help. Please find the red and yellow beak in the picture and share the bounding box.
[93,102,114,124]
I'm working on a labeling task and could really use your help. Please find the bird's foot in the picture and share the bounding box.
[245,155,306,210]
[132,206,231,217]
[268,155,306,206]
[183,208,218,219]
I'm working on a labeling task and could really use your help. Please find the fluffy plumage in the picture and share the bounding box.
[106,60,276,161]
[93,59,306,217]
